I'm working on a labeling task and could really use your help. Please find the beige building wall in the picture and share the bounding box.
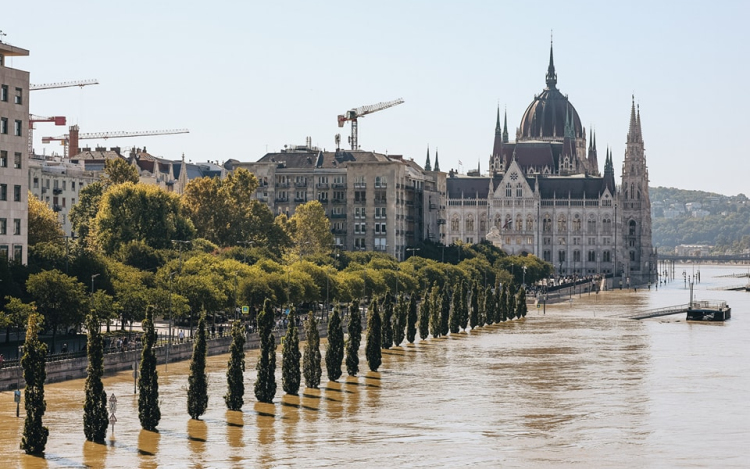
[0,42,30,264]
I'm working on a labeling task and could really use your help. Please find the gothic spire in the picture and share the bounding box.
[546,37,557,89]
[637,104,643,142]
[502,108,509,143]
[434,147,440,171]
[424,145,432,171]
[495,105,502,134]
[627,95,639,143]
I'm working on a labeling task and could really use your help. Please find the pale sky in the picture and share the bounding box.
[7,0,750,196]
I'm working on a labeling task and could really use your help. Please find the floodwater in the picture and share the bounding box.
[1,264,749,468]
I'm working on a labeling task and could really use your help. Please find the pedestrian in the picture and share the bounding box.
[179,330,185,343]
[0,353,4,368]
[211,324,216,338]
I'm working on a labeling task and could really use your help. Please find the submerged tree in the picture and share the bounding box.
[187,313,209,419]
[392,294,407,347]
[517,286,528,318]
[469,281,479,329]
[325,305,344,381]
[459,281,469,331]
[429,285,441,338]
[418,289,430,340]
[499,283,508,322]
[21,313,49,455]
[365,297,382,372]
[477,286,486,327]
[83,309,108,443]
[449,285,460,334]
[254,299,277,403]
[508,283,517,320]
[406,293,418,344]
[138,307,161,431]
[225,319,246,410]
[381,293,394,349]
[440,287,450,336]
[282,307,301,394]
[303,312,322,388]
[346,299,362,376]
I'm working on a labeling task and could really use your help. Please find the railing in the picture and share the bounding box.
[316,183,329,189]
[330,213,347,218]
[354,183,366,188]
[294,182,307,187]
[332,183,346,189]
[275,182,289,188]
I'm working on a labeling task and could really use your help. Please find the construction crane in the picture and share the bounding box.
[42,126,189,158]
[337,98,404,150]
[28,115,66,156]
[29,79,99,91]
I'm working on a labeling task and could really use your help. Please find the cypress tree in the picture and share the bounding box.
[254,299,277,403]
[517,286,528,318]
[499,284,508,322]
[325,305,344,381]
[282,307,301,393]
[225,319,246,410]
[303,312,322,388]
[469,282,479,329]
[449,285,460,334]
[439,287,450,336]
[429,285,441,338]
[188,313,209,420]
[392,294,407,347]
[83,309,108,443]
[478,286,487,327]
[406,293,418,343]
[381,293,394,349]
[418,289,430,340]
[508,283,517,320]
[20,313,49,455]
[346,299,362,376]
[365,298,382,371]
[459,281,469,331]
[138,307,161,431]
[483,286,494,325]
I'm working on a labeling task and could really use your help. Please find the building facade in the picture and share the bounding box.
[228,145,446,260]
[0,41,30,263]
[445,45,655,285]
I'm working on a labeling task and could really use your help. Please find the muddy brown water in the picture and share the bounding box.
[1,264,748,468]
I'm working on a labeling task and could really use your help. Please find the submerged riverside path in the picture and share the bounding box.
[1,265,748,467]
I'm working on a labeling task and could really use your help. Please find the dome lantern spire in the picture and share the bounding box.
[546,34,557,89]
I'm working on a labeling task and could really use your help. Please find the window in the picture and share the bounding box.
[355,191,366,202]
[587,217,596,234]
[0,219,5,235]
[0,85,7,102]
[374,238,386,251]
[451,217,459,231]
[13,185,20,202]
[71,181,76,191]
[573,250,581,262]
[629,220,637,236]
[0,246,7,259]
[516,183,523,197]
[602,218,612,234]
[572,215,581,233]
[62,198,66,208]
[543,250,551,262]
[13,219,21,235]
[588,250,596,262]
[543,215,552,232]
[14,120,21,136]
[526,217,533,231]
[62,181,66,191]
[13,245,21,261]
[0,184,6,200]
[13,152,21,169]
[603,250,611,262]
[558,250,566,263]
[318,192,328,201]
[630,251,636,262]
[354,176,366,187]
[557,215,567,232]
[543,237,551,245]
[0,117,7,134]
[375,207,386,219]
[465,215,474,232]
[480,215,486,231]
[14,88,22,105]
[355,238,366,250]
[505,183,512,197]
[516,215,523,231]
[0,151,6,167]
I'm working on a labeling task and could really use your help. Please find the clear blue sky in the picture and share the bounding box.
[7,0,750,196]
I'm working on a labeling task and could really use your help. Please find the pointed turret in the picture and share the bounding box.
[627,95,642,144]
[602,147,615,193]
[588,129,600,176]
[637,104,643,142]
[495,105,502,134]
[502,108,509,143]
[545,38,557,89]
[434,147,440,171]
[425,145,432,171]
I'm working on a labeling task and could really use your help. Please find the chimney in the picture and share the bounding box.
[69,125,80,158]
[110,146,121,155]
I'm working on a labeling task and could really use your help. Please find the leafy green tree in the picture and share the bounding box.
[477,286,486,327]
[28,192,64,246]
[303,312,322,388]
[449,285,460,333]
[484,286,494,325]
[2,296,34,345]
[188,313,209,419]
[326,305,344,381]
[440,287,450,336]
[429,285,441,338]
[138,307,161,431]
[83,309,108,443]
[91,290,118,333]
[254,299,277,403]
[103,157,140,186]
[499,283,508,322]
[459,281,469,331]
[418,289,430,340]
[406,293,417,343]
[517,287,528,318]
[365,298,382,372]
[508,283,517,320]
[392,294,407,346]
[287,201,334,259]
[26,269,88,351]
[92,182,195,255]
[345,299,362,376]
[469,281,479,329]
[225,320,246,410]
[282,307,301,394]
[20,313,49,455]
[381,293,394,349]
[69,181,104,246]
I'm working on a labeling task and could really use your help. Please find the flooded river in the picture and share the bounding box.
[1,264,748,468]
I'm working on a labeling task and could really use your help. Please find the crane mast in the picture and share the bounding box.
[42,127,189,158]
[337,98,404,150]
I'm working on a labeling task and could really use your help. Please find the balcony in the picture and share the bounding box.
[374,245,388,252]
[275,197,288,203]
[53,204,62,212]
[374,183,388,189]
[294,197,307,202]
[354,199,366,205]
[374,198,387,205]
[275,182,289,188]
[318,198,329,204]
[332,198,346,204]
[353,183,366,189]
[331,228,347,235]
[330,213,347,219]
[316,183,329,189]
[53,188,63,195]
[294,181,307,188]
[332,183,346,189]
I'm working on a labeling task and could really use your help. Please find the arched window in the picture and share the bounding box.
[466,215,475,232]
[516,214,523,232]
[480,214,487,231]
[558,215,567,233]
[526,216,534,231]
[572,214,582,233]
[495,214,502,228]
[516,183,523,197]
[587,216,596,234]
[630,183,635,200]
[504,214,512,230]
[602,217,612,234]
[543,214,552,232]
[558,250,566,263]
[603,250,611,262]
[505,183,512,197]
[451,216,459,232]
[630,250,636,262]
[629,220,637,236]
